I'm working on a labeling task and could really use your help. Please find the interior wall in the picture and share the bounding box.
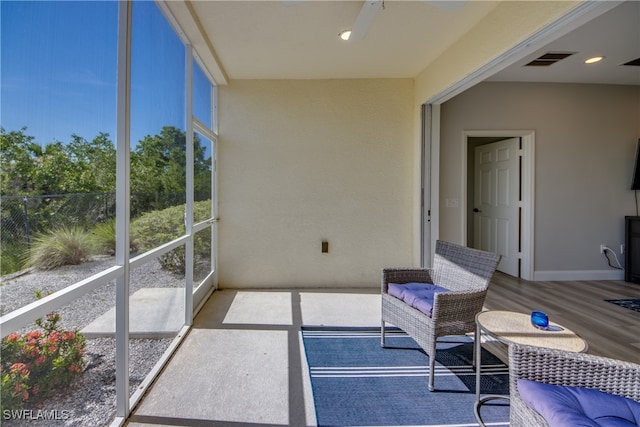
[218,79,414,288]
[411,1,580,265]
[441,82,640,280]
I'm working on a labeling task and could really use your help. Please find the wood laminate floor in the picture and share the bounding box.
[484,273,640,364]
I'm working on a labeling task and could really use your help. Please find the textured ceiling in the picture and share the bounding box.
[191,0,500,79]
[488,1,640,86]
[187,0,639,85]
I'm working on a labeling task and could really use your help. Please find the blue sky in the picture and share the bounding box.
[1,0,197,147]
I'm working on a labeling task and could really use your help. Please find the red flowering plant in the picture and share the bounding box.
[1,309,87,411]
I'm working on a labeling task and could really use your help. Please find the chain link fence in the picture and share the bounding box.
[1,192,199,275]
[1,193,117,247]
[0,193,117,274]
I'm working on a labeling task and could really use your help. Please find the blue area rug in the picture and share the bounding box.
[605,298,640,313]
[302,327,509,426]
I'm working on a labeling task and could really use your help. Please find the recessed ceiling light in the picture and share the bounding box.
[339,30,352,41]
[585,56,604,64]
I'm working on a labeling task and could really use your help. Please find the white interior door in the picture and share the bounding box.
[473,138,520,276]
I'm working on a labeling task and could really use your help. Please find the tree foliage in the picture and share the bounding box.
[1,126,213,275]
[0,127,42,195]
[1,128,116,195]
[131,126,211,211]
[0,126,212,208]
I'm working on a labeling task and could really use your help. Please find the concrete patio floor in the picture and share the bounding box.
[126,288,381,427]
[82,288,185,339]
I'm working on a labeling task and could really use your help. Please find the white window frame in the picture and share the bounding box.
[0,1,219,425]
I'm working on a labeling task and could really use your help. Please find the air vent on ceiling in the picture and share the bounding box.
[525,52,576,67]
[623,58,640,66]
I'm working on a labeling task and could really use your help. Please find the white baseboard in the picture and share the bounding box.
[533,270,625,281]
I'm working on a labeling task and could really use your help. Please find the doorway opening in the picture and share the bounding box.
[465,131,535,280]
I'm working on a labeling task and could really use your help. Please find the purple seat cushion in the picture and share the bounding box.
[518,378,640,427]
[387,282,449,317]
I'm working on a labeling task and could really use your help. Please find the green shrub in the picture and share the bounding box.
[1,312,86,411]
[131,200,212,274]
[0,242,29,276]
[28,226,94,270]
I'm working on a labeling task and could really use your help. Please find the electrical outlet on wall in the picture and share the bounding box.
[621,244,625,254]
[600,244,606,254]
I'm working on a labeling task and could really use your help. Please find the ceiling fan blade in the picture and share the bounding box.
[349,0,383,41]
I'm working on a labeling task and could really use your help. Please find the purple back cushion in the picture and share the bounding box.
[387,282,449,317]
[517,379,640,427]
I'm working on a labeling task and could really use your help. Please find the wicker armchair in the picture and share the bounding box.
[509,343,640,427]
[381,240,501,391]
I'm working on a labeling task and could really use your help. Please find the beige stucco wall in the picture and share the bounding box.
[212,2,619,286]
[440,82,640,279]
[218,79,414,288]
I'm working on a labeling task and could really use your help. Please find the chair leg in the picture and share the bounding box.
[381,320,386,347]
[428,354,436,391]
[473,326,479,370]
[428,339,437,391]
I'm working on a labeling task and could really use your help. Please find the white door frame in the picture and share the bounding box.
[464,131,535,280]
[421,104,439,268]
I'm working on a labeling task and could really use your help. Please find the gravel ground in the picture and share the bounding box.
[1,258,184,426]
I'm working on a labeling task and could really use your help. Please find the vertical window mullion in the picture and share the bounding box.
[185,45,194,325]
[212,82,218,136]
[115,0,132,420]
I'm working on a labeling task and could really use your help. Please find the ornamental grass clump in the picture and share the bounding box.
[90,219,117,255]
[28,226,94,270]
[0,311,86,411]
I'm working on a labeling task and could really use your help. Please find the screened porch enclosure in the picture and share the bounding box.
[0,1,218,425]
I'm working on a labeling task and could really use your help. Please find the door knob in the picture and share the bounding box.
[473,208,482,213]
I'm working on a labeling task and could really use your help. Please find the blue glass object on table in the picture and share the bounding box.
[530,311,549,330]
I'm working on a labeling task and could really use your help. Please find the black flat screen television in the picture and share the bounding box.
[632,139,640,190]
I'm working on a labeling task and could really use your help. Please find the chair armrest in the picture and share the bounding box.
[381,268,433,293]
[509,343,640,401]
[431,289,487,322]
